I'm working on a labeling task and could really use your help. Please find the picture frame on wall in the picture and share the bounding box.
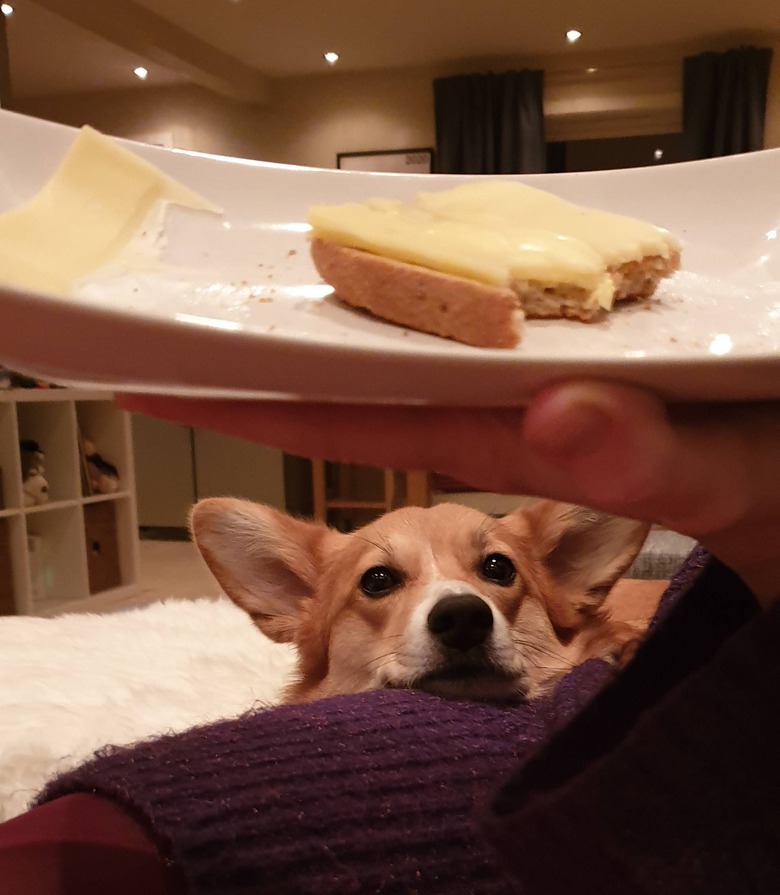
[336,148,434,174]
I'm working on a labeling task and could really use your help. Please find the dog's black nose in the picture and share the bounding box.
[427,594,493,651]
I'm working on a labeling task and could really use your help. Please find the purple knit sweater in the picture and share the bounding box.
[39,549,780,895]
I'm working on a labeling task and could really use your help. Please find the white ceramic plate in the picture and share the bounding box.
[0,109,778,405]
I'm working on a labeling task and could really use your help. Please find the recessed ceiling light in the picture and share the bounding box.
[133,66,149,80]
[586,67,597,74]
[654,148,664,160]
[566,29,582,43]
[324,51,339,65]
[1,4,14,16]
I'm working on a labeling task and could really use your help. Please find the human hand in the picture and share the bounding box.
[117,382,780,608]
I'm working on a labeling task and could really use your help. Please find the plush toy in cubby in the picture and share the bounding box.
[19,440,49,508]
[81,439,121,495]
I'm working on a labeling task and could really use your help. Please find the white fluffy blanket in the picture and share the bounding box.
[0,598,295,822]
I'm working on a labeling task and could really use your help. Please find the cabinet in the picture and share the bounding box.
[132,415,287,530]
[0,389,139,615]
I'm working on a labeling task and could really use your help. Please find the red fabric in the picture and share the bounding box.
[0,793,185,895]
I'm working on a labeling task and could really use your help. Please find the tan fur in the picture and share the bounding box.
[191,500,650,704]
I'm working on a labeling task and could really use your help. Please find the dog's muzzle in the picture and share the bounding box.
[384,592,521,701]
[427,593,493,652]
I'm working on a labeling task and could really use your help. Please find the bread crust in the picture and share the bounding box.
[310,238,681,350]
[310,237,522,349]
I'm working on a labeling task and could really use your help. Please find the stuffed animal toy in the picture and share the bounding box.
[82,440,120,495]
[22,472,49,507]
[3,369,52,389]
[19,440,49,507]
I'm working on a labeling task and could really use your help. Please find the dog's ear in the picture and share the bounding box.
[190,498,329,644]
[517,501,650,632]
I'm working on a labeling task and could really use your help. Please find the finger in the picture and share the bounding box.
[520,382,772,539]
[115,393,527,483]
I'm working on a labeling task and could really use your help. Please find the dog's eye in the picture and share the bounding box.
[359,565,401,598]
[480,553,516,586]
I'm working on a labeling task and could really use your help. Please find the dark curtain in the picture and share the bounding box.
[433,70,546,174]
[682,46,773,159]
[0,10,11,109]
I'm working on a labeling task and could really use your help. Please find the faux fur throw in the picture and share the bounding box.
[0,598,295,821]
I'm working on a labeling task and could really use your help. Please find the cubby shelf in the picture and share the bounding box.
[0,389,139,615]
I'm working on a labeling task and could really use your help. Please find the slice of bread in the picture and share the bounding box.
[311,237,522,348]
[310,238,681,350]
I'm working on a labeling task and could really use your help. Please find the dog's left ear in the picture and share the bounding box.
[519,501,650,632]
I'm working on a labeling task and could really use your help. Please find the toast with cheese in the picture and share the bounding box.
[308,181,681,349]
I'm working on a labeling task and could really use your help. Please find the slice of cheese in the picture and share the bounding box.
[308,181,681,311]
[0,126,218,297]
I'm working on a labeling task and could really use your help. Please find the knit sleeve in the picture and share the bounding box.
[485,557,779,895]
[34,688,561,895]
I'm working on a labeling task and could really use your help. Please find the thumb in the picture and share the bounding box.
[519,382,751,537]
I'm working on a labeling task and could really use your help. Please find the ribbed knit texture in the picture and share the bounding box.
[39,658,612,895]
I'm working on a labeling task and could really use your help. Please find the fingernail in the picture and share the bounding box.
[523,399,611,459]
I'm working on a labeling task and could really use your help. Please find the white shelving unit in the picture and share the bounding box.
[0,389,139,615]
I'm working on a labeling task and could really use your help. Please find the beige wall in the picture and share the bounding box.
[17,34,779,167]
[17,82,275,160]
[17,65,436,167]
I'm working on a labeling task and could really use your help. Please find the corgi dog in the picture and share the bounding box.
[191,499,649,704]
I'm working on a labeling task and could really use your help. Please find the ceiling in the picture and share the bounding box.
[5,0,780,101]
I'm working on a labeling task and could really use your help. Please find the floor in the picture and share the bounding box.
[135,539,221,605]
[38,539,221,617]
[39,539,668,628]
